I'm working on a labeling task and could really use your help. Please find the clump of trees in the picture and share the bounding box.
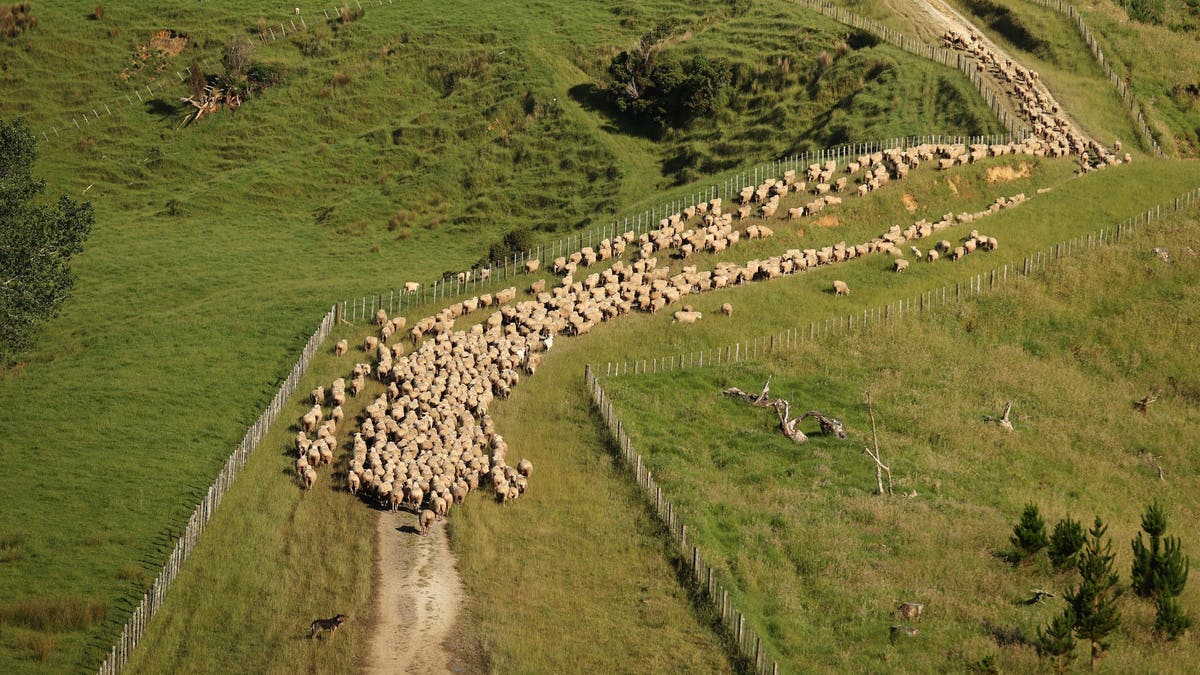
[1,118,94,362]
[1008,502,1194,671]
[606,23,731,135]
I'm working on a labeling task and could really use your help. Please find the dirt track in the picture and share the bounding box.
[364,511,463,675]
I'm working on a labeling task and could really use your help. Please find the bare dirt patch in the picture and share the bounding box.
[814,215,840,228]
[902,193,919,213]
[986,162,1032,184]
[947,176,961,195]
[364,511,464,675]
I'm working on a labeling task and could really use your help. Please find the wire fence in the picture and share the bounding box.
[1025,0,1163,156]
[337,132,1018,324]
[598,187,1200,378]
[791,0,1031,138]
[96,305,338,675]
[585,367,781,675]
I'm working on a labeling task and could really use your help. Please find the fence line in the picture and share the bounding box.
[791,0,1031,139]
[599,187,1200,378]
[337,131,1018,324]
[96,304,338,675]
[1024,0,1163,156]
[585,367,781,675]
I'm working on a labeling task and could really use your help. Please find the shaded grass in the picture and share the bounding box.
[0,1,1016,670]
[602,205,1200,671]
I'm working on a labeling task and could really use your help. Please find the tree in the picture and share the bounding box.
[1049,516,1086,572]
[1066,517,1122,670]
[1155,593,1193,640]
[1131,501,1192,640]
[1131,500,1189,599]
[1035,607,1078,674]
[1010,503,1048,564]
[0,118,94,362]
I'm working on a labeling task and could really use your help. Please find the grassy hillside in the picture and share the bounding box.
[0,1,1016,671]
[1065,0,1200,156]
[602,203,1200,672]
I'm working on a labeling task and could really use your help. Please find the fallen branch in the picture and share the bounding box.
[1133,393,1158,415]
[774,399,808,444]
[983,401,1014,432]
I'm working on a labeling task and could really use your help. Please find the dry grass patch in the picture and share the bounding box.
[813,215,840,228]
[902,192,919,212]
[986,162,1032,184]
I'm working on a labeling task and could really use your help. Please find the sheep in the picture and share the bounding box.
[375,309,388,326]
[673,310,702,324]
[347,471,360,495]
[517,458,533,477]
[419,509,436,535]
[433,495,449,520]
[304,467,317,489]
[403,281,419,294]
[296,455,309,477]
[721,303,733,317]
[926,249,939,263]
[364,336,379,353]
[334,339,348,356]
[893,259,909,273]
[312,386,325,406]
[833,280,850,296]
[525,259,540,274]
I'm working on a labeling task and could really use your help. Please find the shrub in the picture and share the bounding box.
[13,632,56,661]
[92,4,102,20]
[222,35,253,78]
[1155,594,1193,640]
[1010,503,1048,563]
[0,3,38,39]
[1048,516,1085,572]
[1131,500,1190,599]
[1034,608,1077,674]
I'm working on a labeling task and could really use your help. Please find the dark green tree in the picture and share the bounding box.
[1131,500,1189,599]
[1066,517,1122,671]
[1,118,94,362]
[1035,607,1078,675]
[1155,593,1193,640]
[1049,516,1087,572]
[1010,503,1049,564]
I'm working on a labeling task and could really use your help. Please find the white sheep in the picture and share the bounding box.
[833,280,850,296]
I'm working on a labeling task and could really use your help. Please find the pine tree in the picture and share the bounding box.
[1155,593,1193,640]
[1132,501,1192,640]
[1011,503,1049,564]
[1049,516,1086,572]
[1066,517,1122,670]
[1035,607,1077,674]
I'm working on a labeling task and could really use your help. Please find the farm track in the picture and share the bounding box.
[887,0,1088,145]
[365,510,463,675]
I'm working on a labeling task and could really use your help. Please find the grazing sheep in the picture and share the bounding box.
[334,339,348,356]
[721,303,733,317]
[419,509,436,535]
[893,259,909,273]
[833,280,850,296]
[403,281,419,294]
[926,249,939,263]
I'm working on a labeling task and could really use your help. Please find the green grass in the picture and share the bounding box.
[2,0,1198,671]
[601,203,1200,672]
[0,0,1021,670]
[1063,0,1200,156]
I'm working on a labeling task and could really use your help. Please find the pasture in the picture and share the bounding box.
[1,0,1199,672]
[602,203,1200,671]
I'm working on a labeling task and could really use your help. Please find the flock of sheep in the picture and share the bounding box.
[288,30,1129,527]
[943,28,1127,171]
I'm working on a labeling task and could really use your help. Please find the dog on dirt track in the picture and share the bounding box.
[308,614,348,640]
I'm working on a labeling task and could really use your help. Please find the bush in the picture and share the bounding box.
[0,3,38,38]
[222,36,253,78]
[1048,516,1085,571]
[1155,593,1193,640]
[1010,503,1048,563]
[486,227,534,265]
